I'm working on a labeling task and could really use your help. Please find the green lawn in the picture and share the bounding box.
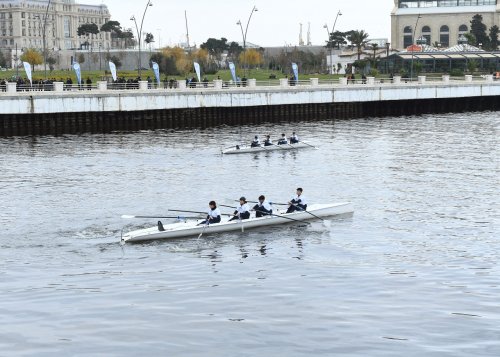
[1,68,345,83]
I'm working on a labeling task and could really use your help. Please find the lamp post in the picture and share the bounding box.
[410,14,422,81]
[130,0,153,79]
[324,10,342,74]
[236,5,258,78]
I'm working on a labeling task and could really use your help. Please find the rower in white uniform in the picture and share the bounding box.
[286,188,308,213]
[252,195,273,218]
[199,201,222,225]
[277,133,288,145]
[264,135,273,146]
[290,132,299,144]
[229,197,251,221]
[251,135,261,147]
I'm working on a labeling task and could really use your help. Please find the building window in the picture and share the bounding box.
[403,26,413,48]
[440,25,450,48]
[422,26,431,46]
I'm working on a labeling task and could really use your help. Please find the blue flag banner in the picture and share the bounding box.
[229,62,237,82]
[23,61,32,86]
[193,62,201,82]
[73,62,81,85]
[109,61,117,81]
[152,61,161,84]
[292,63,299,82]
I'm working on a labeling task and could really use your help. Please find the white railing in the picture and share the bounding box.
[0,75,498,95]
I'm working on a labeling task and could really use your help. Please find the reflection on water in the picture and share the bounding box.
[0,112,499,356]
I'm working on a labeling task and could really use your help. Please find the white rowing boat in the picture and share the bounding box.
[222,141,314,155]
[121,202,353,243]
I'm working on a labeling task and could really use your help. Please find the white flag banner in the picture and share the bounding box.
[193,62,201,82]
[72,62,82,85]
[23,61,32,85]
[109,61,117,81]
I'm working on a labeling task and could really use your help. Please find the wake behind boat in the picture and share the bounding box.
[121,202,353,243]
[222,141,315,155]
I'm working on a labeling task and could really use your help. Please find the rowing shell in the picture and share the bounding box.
[222,141,314,155]
[121,202,353,243]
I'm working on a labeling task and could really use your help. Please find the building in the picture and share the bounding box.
[0,0,111,68]
[391,0,500,50]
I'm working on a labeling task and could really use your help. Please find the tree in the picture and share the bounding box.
[77,53,85,64]
[370,43,379,60]
[77,23,100,37]
[489,25,499,51]
[347,30,370,60]
[46,56,57,71]
[227,41,243,60]
[470,14,489,48]
[100,20,121,33]
[327,31,348,49]
[20,48,43,71]
[200,38,228,58]
[109,55,122,69]
[467,59,479,74]
[145,33,154,49]
[239,49,263,68]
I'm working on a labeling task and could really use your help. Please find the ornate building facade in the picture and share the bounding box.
[391,0,500,50]
[0,0,111,53]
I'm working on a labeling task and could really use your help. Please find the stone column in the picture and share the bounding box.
[367,77,375,85]
[442,75,450,83]
[177,80,187,89]
[310,78,319,86]
[418,76,426,84]
[339,77,348,85]
[97,81,107,91]
[280,78,289,87]
[393,76,401,84]
[139,81,149,90]
[247,78,257,88]
[6,82,17,93]
[465,75,473,82]
[214,80,223,89]
[53,82,64,92]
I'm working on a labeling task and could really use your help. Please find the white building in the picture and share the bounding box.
[0,0,111,55]
[391,0,500,50]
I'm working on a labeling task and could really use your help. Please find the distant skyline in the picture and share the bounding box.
[83,0,393,47]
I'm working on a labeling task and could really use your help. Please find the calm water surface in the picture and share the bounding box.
[0,112,499,356]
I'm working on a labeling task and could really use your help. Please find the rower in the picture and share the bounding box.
[229,196,251,221]
[251,135,261,147]
[277,133,288,145]
[199,201,222,225]
[286,188,308,213]
[252,195,273,218]
[264,135,273,146]
[290,132,299,144]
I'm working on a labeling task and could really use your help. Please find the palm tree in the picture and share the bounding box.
[348,30,369,60]
[370,43,379,60]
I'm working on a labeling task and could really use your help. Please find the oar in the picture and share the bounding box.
[220,204,246,232]
[239,201,325,221]
[122,215,203,220]
[257,210,310,224]
[297,140,317,149]
[169,209,232,216]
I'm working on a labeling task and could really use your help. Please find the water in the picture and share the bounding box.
[0,112,499,356]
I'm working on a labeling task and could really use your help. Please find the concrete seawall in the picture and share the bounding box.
[1,78,499,136]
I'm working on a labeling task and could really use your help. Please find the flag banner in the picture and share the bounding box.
[292,63,299,82]
[229,62,237,82]
[193,62,201,82]
[23,62,32,85]
[152,61,161,84]
[109,61,117,81]
[73,62,81,85]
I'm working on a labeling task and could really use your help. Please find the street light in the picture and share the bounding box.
[324,10,342,74]
[236,5,258,78]
[410,14,422,81]
[130,0,153,79]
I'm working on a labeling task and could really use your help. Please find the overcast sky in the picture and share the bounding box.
[84,0,394,47]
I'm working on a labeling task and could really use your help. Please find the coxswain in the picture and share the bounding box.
[229,197,251,221]
[277,133,288,145]
[286,188,308,213]
[251,135,261,147]
[199,201,222,225]
[264,135,273,146]
[252,195,273,218]
[290,132,299,144]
